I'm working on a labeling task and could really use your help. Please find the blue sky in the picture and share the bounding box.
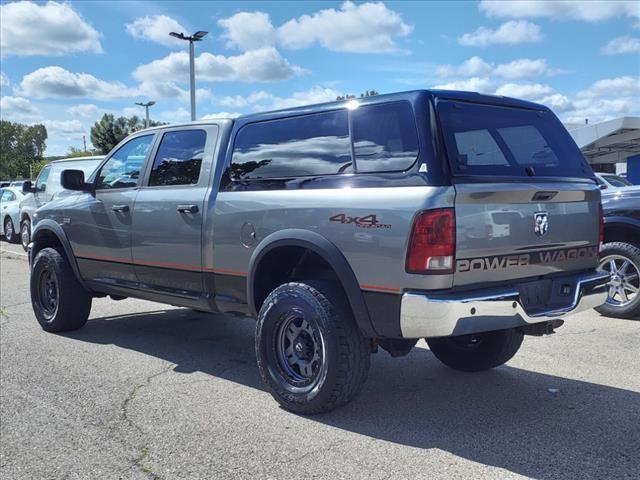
[1,0,639,155]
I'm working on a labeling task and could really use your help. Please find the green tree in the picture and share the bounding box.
[336,90,380,101]
[0,120,48,179]
[66,146,97,158]
[90,114,165,154]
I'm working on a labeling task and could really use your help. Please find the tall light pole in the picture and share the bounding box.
[135,100,156,128]
[169,30,208,121]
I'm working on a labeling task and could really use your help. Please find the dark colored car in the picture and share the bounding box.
[599,188,640,318]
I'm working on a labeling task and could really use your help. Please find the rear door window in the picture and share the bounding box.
[231,110,351,179]
[352,101,419,172]
[148,130,206,186]
[438,101,592,178]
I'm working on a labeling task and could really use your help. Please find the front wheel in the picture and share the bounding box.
[596,241,640,319]
[4,217,18,243]
[20,218,31,251]
[426,328,524,372]
[31,247,92,332]
[255,281,370,414]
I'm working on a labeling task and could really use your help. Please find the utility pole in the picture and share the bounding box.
[83,135,87,152]
[169,30,208,121]
[135,100,156,128]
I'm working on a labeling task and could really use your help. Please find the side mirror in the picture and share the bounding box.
[61,169,89,191]
[599,184,607,190]
[22,181,36,194]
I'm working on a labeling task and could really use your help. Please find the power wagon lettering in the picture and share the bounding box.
[457,246,598,272]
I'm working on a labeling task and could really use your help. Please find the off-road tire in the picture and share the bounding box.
[596,241,640,319]
[427,328,524,372]
[256,281,370,414]
[20,218,31,251]
[31,247,92,332]
[3,217,18,243]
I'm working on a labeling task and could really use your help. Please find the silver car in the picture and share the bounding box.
[19,156,103,250]
[1,187,26,242]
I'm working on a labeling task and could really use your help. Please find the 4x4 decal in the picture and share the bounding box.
[329,213,391,229]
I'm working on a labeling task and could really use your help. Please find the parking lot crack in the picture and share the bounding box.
[121,363,175,435]
[119,363,174,479]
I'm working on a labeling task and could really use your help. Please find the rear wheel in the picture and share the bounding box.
[20,218,31,251]
[4,217,18,243]
[596,242,640,319]
[31,247,92,332]
[426,328,524,372]
[256,281,370,414]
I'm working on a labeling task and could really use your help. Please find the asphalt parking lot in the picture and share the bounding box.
[1,240,639,480]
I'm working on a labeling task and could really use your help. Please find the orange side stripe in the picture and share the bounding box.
[360,284,401,293]
[76,252,246,276]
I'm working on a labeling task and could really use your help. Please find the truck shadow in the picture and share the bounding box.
[65,307,640,479]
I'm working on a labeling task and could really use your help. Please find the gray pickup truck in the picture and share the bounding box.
[27,90,609,413]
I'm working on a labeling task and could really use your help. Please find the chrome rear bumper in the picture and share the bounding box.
[400,271,609,338]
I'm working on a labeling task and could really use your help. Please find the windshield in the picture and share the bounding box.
[604,174,632,187]
[437,100,593,179]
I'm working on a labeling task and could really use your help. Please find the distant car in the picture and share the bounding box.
[595,173,640,191]
[0,181,12,188]
[19,156,103,250]
[599,187,640,318]
[1,187,26,243]
[9,180,26,188]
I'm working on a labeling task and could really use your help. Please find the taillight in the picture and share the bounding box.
[406,208,455,274]
[599,203,604,252]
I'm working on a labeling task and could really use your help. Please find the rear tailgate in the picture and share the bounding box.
[436,97,600,287]
[453,182,600,286]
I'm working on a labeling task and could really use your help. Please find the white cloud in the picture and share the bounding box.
[219,12,276,50]
[68,104,100,118]
[601,36,640,55]
[459,20,543,46]
[136,79,212,101]
[218,2,412,54]
[576,76,640,99]
[563,76,639,123]
[538,93,572,111]
[493,58,553,79]
[436,56,493,77]
[276,1,412,53]
[201,111,242,120]
[432,77,495,93]
[213,86,342,112]
[0,96,41,122]
[0,72,9,88]
[264,86,342,110]
[437,57,557,79]
[217,90,272,109]
[43,119,85,140]
[0,1,102,56]
[495,82,554,98]
[479,0,640,22]
[133,48,304,83]
[125,15,188,47]
[18,66,136,100]
[121,107,142,118]
[156,107,191,122]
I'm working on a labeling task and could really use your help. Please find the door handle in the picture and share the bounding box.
[177,204,198,214]
[112,204,130,213]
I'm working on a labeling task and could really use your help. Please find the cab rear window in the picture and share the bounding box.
[437,101,592,178]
